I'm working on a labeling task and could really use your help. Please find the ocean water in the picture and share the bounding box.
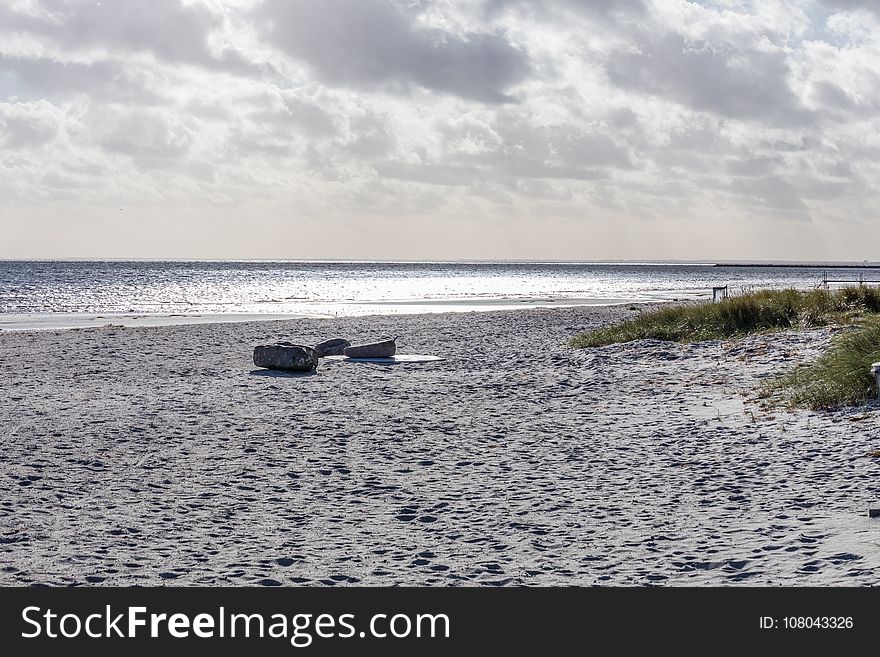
[1,260,879,321]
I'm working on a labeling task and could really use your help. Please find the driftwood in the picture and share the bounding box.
[343,337,397,358]
[314,338,351,357]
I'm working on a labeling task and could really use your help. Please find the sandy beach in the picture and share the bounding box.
[2,305,880,586]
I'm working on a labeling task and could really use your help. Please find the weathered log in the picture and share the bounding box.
[314,338,351,357]
[343,337,397,358]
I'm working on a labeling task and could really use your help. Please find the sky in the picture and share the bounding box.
[1,0,879,261]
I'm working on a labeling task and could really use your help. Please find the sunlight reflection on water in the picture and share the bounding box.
[1,260,876,317]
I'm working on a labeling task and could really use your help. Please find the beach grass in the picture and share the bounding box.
[764,316,880,409]
[571,286,880,409]
[570,286,880,348]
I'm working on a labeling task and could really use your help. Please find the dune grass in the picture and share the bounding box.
[764,317,880,409]
[570,286,880,349]
[570,286,880,409]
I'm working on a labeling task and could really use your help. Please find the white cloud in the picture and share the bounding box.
[256,0,531,103]
[1,0,879,259]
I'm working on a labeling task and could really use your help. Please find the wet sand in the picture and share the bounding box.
[1,305,880,586]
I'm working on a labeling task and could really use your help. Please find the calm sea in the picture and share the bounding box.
[1,261,879,320]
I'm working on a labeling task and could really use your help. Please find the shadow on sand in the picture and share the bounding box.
[248,369,318,378]
[334,359,400,366]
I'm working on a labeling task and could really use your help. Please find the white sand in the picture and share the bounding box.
[1,305,880,586]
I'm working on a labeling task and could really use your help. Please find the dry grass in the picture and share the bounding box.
[571,286,880,348]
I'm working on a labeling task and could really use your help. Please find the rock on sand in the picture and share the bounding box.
[253,342,318,371]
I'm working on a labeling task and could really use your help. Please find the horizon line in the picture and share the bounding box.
[1,258,880,267]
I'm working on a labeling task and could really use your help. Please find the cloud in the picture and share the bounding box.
[1,0,880,259]
[728,175,812,221]
[485,0,646,21]
[818,0,880,15]
[607,31,812,125]
[0,54,162,104]
[257,0,531,103]
[88,108,193,165]
[1,0,255,72]
[0,100,63,149]
[372,114,634,188]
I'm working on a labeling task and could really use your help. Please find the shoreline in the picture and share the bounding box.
[3,257,879,266]
[0,296,680,332]
[0,312,315,333]
[2,304,879,586]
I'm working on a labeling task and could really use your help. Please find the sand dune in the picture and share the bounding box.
[1,305,879,586]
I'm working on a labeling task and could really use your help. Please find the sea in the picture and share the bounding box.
[1,260,879,329]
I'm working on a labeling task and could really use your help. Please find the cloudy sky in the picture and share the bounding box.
[1,0,879,260]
